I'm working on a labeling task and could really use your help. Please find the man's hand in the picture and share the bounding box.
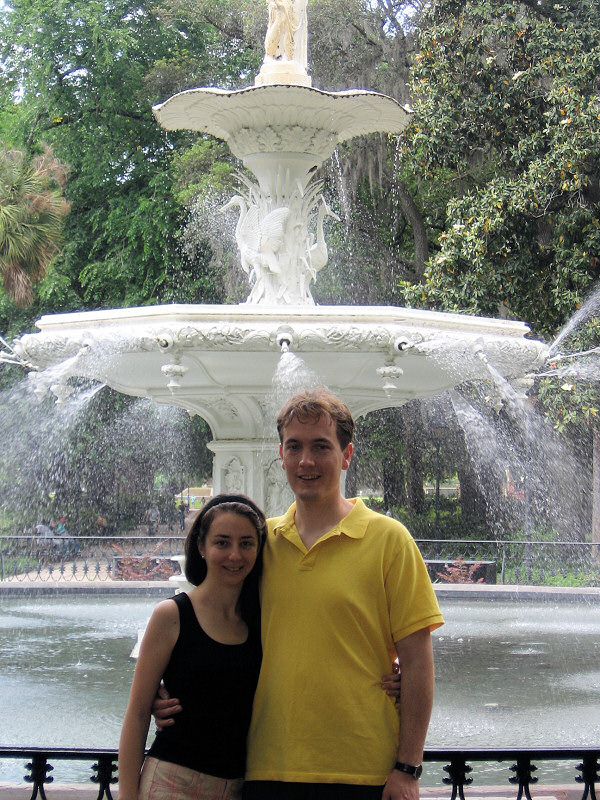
[381,660,401,700]
[151,684,182,731]
[382,767,420,800]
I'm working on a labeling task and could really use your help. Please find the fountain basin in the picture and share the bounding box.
[0,589,598,786]
[16,303,547,425]
[14,303,548,512]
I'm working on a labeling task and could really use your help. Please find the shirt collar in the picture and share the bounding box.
[271,497,370,540]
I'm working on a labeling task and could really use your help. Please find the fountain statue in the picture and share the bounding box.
[12,4,548,515]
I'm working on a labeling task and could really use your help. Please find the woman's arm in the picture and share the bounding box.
[118,600,179,800]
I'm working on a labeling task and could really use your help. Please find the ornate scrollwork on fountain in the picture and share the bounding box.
[221,172,339,305]
[230,126,337,161]
[264,455,294,518]
[223,456,245,492]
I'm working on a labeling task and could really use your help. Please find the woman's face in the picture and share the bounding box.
[199,511,259,586]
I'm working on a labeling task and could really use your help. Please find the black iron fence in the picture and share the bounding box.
[0,746,597,800]
[415,539,600,587]
[0,535,598,586]
[0,535,185,583]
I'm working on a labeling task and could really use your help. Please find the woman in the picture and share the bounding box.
[118,493,266,800]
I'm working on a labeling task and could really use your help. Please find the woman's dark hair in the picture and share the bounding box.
[184,493,267,627]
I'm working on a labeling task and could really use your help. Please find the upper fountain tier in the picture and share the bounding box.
[153,85,411,196]
[152,0,411,305]
[152,0,410,192]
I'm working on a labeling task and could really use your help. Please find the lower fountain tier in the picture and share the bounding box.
[16,303,547,439]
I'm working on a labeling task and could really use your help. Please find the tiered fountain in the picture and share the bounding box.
[13,0,547,515]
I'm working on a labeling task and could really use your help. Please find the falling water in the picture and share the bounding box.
[332,149,352,231]
[446,360,589,544]
[270,348,320,411]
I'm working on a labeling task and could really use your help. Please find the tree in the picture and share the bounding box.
[398,0,600,339]
[0,146,69,305]
[0,0,221,313]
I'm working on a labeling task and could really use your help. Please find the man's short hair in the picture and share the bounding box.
[276,387,355,449]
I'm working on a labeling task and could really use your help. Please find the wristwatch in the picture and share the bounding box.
[393,762,423,780]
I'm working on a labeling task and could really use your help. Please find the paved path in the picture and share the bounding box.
[0,783,586,800]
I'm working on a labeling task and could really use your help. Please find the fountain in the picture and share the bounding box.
[11,0,548,515]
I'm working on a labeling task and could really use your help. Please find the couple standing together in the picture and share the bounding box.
[119,387,444,800]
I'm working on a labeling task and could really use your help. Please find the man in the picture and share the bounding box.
[156,388,443,799]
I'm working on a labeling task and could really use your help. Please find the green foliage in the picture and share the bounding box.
[502,565,600,587]
[0,146,70,305]
[0,0,195,311]
[536,316,600,433]
[399,0,600,338]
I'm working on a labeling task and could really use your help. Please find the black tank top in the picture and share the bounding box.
[148,592,262,778]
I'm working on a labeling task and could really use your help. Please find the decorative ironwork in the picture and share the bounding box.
[1,747,118,800]
[1,536,599,587]
[0,746,598,800]
[509,754,538,800]
[577,753,599,800]
[442,754,473,800]
[24,752,53,800]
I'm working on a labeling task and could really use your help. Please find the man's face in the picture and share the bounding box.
[279,415,352,503]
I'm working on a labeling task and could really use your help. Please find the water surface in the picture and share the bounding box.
[1,594,598,786]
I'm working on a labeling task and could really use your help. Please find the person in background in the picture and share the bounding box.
[119,493,266,800]
[145,504,160,537]
[178,501,186,532]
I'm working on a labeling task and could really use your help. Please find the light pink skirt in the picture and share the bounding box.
[138,756,243,800]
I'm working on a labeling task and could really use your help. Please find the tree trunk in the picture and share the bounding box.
[593,427,600,559]
[382,455,407,510]
[397,181,429,280]
[402,403,425,515]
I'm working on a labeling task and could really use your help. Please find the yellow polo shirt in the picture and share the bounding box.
[245,498,444,785]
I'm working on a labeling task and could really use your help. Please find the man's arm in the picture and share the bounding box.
[151,683,182,730]
[382,627,434,800]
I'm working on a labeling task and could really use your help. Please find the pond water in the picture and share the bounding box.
[1,593,599,786]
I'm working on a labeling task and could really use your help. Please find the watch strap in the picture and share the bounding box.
[393,761,423,779]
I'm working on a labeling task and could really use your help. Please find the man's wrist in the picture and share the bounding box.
[393,761,423,780]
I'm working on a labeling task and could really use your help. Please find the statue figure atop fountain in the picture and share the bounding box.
[257,0,310,87]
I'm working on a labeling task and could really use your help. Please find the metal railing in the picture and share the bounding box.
[0,746,597,800]
[415,539,600,587]
[0,535,185,583]
[0,536,598,586]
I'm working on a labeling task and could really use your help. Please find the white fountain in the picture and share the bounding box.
[13,0,547,515]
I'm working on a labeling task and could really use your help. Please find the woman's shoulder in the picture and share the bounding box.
[149,596,180,627]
